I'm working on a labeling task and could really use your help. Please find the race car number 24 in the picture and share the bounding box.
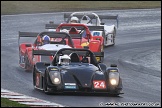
[93,80,106,89]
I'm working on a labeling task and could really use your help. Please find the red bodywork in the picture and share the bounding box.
[19,42,42,71]
[56,23,104,55]
[19,31,74,71]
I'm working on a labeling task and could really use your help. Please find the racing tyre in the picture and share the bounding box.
[24,55,28,70]
[24,53,31,71]
[112,28,116,46]
[43,71,51,95]
[33,66,36,87]
[100,45,104,63]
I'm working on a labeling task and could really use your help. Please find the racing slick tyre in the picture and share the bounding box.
[33,66,36,87]
[112,28,116,46]
[43,71,51,95]
[24,55,30,72]
[100,45,104,63]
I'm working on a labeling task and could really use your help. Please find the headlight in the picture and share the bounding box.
[109,72,119,86]
[54,78,60,83]
[49,71,61,84]
[110,79,117,85]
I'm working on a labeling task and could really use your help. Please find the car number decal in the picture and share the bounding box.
[93,80,106,89]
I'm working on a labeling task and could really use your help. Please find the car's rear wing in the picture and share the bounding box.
[33,49,57,56]
[64,13,119,28]
[64,13,118,20]
[32,49,104,57]
[45,24,104,31]
[45,24,59,29]
[99,15,119,28]
[18,31,39,46]
[19,31,39,37]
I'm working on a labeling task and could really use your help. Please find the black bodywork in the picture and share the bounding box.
[33,48,123,95]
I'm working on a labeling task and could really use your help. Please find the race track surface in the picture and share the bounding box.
[1,8,161,107]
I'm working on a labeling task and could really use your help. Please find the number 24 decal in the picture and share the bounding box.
[93,80,106,89]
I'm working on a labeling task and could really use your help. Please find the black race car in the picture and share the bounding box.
[32,48,123,96]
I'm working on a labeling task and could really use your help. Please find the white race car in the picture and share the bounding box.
[46,12,118,46]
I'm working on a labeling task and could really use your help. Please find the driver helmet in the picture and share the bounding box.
[80,15,91,24]
[70,16,79,23]
[42,35,50,45]
[58,54,71,65]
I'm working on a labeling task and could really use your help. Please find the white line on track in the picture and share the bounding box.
[1,88,66,107]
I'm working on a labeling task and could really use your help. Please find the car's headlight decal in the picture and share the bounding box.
[49,71,61,85]
[109,72,119,86]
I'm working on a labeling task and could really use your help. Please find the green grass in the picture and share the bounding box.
[1,97,30,107]
[1,1,161,15]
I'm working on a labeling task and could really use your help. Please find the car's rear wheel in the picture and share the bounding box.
[24,52,32,71]
[24,55,30,71]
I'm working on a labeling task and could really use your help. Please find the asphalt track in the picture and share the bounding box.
[1,8,161,107]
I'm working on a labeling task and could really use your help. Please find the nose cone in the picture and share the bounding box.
[69,65,97,88]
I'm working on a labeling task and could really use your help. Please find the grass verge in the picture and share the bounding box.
[1,1,161,15]
[1,97,30,107]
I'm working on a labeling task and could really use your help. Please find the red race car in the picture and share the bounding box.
[55,23,104,62]
[18,31,74,71]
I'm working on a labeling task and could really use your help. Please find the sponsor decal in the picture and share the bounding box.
[92,42,98,44]
[93,31,100,36]
[110,70,118,72]
[64,83,76,89]
[51,68,58,71]
[64,83,76,85]
[93,80,106,89]
[96,57,100,62]
[81,42,89,47]
[64,85,76,89]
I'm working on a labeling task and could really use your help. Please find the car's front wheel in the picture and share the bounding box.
[33,66,36,87]
[43,71,51,95]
